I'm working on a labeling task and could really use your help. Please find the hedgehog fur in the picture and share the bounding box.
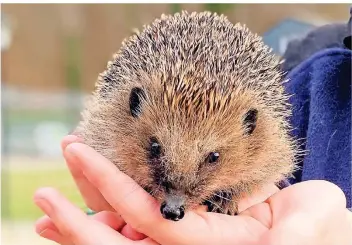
[75,11,299,220]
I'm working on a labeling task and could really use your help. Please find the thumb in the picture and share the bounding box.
[243,180,348,245]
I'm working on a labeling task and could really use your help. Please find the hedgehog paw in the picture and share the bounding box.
[202,190,238,216]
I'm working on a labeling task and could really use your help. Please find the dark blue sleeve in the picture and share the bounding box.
[284,48,351,209]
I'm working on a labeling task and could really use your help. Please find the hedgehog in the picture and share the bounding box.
[75,11,298,222]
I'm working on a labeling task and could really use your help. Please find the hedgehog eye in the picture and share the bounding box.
[207,152,220,164]
[129,87,145,118]
[150,137,161,158]
[243,108,258,135]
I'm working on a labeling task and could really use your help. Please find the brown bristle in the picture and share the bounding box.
[75,11,300,217]
[95,11,289,121]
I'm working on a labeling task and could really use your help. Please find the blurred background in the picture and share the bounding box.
[1,3,351,245]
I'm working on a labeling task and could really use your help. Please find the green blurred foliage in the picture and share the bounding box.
[64,35,83,125]
[171,3,182,14]
[65,36,81,91]
[2,167,84,221]
[170,3,234,14]
[203,3,234,14]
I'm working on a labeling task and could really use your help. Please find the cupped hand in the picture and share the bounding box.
[59,135,276,214]
[35,135,278,244]
[34,136,352,245]
[58,135,114,213]
[34,188,157,245]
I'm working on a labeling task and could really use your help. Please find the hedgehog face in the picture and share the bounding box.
[77,67,295,222]
[97,83,293,221]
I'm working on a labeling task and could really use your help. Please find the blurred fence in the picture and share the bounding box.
[2,85,86,158]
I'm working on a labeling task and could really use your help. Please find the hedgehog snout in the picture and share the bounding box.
[160,194,185,221]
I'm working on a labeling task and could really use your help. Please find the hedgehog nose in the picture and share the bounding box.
[160,201,185,221]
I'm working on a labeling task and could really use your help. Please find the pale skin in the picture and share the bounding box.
[33,135,352,245]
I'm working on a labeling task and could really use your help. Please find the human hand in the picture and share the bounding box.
[34,188,157,245]
[34,135,148,243]
[58,135,115,213]
[35,135,278,244]
[35,138,352,245]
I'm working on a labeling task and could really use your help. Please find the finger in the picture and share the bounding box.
[92,211,126,231]
[36,211,126,234]
[65,143,268,245]
[241,180,346,231]
[36,211,127,244]
[37,218,155,245]
[269,180,346,221]
[61,136,115,212]
[65,143,217,243]
[39,230,158,245]
[347,208,352,225]
[33,187,97,243]
[239,201,273,229]
[256,180,348,245]
[64,144,161,228]
[33,187,135,245]
[36,215,59,234]
[39,228,72,245]
[61,135,81,151]
[238,183,279,213]
[94,212,146,241]
[138,238,160,245]
[121,224,147,241]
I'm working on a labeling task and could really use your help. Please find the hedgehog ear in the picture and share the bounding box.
[243,108,258,135]
[129,87,146,118]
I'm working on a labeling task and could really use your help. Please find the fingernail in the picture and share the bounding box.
[34,216,49,234]
[39,229,63,244]
[38,228,49,236]
[66,134,79,140]
[65,143,80,156]
[35,199,53,215]
[61,135,80,150]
